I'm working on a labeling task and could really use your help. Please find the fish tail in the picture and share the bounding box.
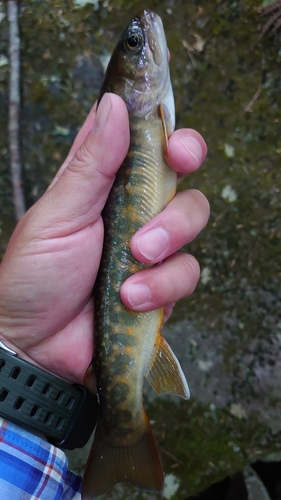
[82,412,163,499]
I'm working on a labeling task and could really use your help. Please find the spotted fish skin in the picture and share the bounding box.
[82,10,189,499]
[94,115,174,431]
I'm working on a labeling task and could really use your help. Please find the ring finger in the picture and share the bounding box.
[121,252,200,312]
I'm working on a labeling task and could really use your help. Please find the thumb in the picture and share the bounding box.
[26,93,130,239]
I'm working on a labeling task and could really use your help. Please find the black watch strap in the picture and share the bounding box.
[0,344,99,450]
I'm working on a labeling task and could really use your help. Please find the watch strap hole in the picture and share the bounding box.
[26,375,37,387]
[9,366,21,379]
[14,396,25,410]
[0,388,8,402]
[66,397,75,410]
[44,411,55,426]
[30,404,39,418]
[56,417,65,431]
[41,382,51,395]
[54,390,64,403]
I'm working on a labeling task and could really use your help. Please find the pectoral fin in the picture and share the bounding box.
[158,103,174,159]
[83,363,97,394]
[147,333,190,399]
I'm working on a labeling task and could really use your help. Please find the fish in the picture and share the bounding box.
[82,9,190,499]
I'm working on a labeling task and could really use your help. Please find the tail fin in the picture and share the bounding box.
[82,412,163,499]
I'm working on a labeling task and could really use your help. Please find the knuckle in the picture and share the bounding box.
[70,133,99,172]
[181,253,200,278]
[179,254,200,295]
[189,189,210,222]
[74,140,94,165]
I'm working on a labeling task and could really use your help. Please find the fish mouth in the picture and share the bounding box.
[135,9,168,67]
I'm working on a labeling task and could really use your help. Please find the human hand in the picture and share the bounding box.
[0,93,209,385]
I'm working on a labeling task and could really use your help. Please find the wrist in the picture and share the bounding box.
[0,342,100,449]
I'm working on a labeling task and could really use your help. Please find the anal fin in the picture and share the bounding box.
[147,333,190,399]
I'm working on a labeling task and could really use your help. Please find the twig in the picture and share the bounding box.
[158,444,183,465]
[8,0,25,220]
[244,85,262,113]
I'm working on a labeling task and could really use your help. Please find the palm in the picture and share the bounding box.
[0,213,104,383]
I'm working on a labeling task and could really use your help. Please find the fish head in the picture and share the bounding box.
[100,9,175,127]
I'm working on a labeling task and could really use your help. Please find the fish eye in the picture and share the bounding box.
[124,30,144,53]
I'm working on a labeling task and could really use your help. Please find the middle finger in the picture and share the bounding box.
[130,189,210,265]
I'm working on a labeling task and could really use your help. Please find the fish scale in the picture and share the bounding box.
[82,9,189,499]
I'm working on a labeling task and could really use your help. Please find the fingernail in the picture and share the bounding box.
[136,227,169,261]
[93,94,112,132]
[179,136,202,167]
[127,283,151,307]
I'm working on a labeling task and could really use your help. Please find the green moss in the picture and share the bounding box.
[146,398,272,498]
